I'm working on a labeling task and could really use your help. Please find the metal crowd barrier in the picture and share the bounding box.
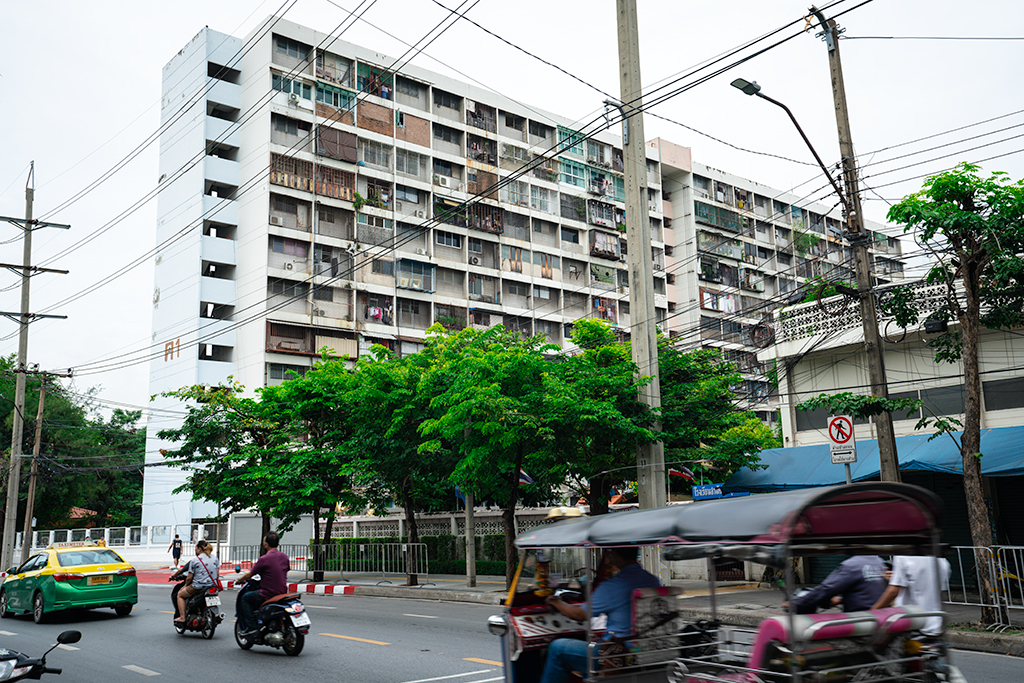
[948,545,1024,610]
[217,543,430,584]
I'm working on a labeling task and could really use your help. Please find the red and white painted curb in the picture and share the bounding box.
[287,583,354,595]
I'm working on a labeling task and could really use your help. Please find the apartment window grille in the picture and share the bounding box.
[530,186,553,214]
[316,84,355,111]
[315,51,352,86]
[560,227,579,244]
[396,78,420,98]
[371,259,394,276]
[313,285,333,302]
[436,231,462,248]
[272,75,311,99]
[395,184,419,203]
[359,139,392,169]
[557,126,585,156]
[434,90,461,110]
[275,37,310,60]
[528,120,550,138]
[560,160,586,187]
[433,159,453,176]
[396,111,405,128]
[433,124,459,145]
[507,281,529,297]
[468,237,483,253]
[271,237,307,257]
[395,148,426,177]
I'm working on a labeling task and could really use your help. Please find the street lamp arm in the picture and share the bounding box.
[753,91,852,218]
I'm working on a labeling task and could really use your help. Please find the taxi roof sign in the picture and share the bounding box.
[47,540,99,549]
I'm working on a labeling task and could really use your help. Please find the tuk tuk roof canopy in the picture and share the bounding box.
[515,483,941,561]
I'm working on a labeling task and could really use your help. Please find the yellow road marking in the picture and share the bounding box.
[319,633,391,645]
[158,610,174,614]
[464,658,503,667]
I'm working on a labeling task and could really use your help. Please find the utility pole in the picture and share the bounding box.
[810,6,900,482]
[21,380,45,565]
[615,0,666,509]
[0,163,70,570]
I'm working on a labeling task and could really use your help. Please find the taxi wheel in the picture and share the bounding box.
[32,592,47,624]
[0,590,10,618]
[115,603,133,617]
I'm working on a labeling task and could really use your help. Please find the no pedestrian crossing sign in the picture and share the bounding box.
[827,415,857,464]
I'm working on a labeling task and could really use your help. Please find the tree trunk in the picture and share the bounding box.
[401,479,419,586]
[589,475,612,516]
[960,266,1000,624]
[503,442,525,589]
[312,505,325,582]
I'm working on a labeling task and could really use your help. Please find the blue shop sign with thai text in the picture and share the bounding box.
[692,483,724,500]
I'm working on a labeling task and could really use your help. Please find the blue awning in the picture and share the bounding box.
[726,425,1024,493]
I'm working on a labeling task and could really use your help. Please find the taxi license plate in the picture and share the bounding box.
[206,595,221,607]
[87,575,112,586]
[291,613,311,627]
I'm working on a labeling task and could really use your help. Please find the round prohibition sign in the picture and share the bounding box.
[828,416,853,444]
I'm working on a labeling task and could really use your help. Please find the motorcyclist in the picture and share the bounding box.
[235,531,290,637]
[784,555,888,614]
[174,540,220,625]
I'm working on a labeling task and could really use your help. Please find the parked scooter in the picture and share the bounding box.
[233,570,309,656]
[169,569,224,639]
[0,630,80,681]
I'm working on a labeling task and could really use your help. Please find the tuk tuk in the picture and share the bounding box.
[487,482,965,682]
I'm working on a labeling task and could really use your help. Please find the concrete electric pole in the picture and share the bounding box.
[810,6,900,482]
[0,163,70,570]
[616,0,666,509]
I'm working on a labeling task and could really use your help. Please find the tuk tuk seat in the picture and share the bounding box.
[870,605,944,636]
[595,586,686,674]
[747,611,879,669]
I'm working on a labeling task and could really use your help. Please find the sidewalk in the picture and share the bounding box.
[135,563,1024,656]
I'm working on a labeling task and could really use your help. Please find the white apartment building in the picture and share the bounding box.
[143,18,904,527]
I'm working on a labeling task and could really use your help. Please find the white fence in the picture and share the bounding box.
[219,543,430,583]
[948,545,1024,612]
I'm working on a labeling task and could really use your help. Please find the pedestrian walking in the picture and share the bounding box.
[168,534,183,568]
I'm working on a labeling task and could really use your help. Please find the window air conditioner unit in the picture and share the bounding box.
[436,176,451,188]
[399,277,411,287]
[289,92,300,103]
[411,279,423,289]
[285,262,294,270]
[314,309,327,316]
[270,216,284,226]
[469,256,480,265]
[396,202,403,212]
[415,210,426,219]
[415,248,428,256]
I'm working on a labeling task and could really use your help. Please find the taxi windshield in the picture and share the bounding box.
[57,549,124,567]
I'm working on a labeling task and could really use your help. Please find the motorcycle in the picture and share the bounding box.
[233,572,309,656]
[0,630,80,681]
[169,570,224,639]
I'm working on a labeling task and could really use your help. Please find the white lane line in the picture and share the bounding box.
[122,665,161,676]
[403,613,439,619]
[400,672,493,683]
[0,631,16,636]
[306,605,336,609]
[57,644,79,651]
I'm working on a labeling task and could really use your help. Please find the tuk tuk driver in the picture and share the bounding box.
[539,547,660,683]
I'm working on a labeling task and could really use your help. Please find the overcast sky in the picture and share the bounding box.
[1,0,1022,416]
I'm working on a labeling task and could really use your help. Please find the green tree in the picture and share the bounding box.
[156,381,284,539]
[882,163,1024,623]
[419,326,561,585]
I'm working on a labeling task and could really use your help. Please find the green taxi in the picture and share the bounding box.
[0,541,138,623]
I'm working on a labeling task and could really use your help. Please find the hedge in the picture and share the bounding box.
[305,534,509,575]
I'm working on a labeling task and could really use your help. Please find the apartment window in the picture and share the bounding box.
[395,184,419,203]
[271,236,307,257]
[468,276,483,295]
[269,278,309,296]
[274,117,299,135]
[272,75,311,99]
[433,158,453,176]
[399,300,421,315]
[437,268,462,286]
[359,139,391,169]
[508,281,529,297]
[269,363,309,380]
[396,79,420,98]
[561,227,579,244]
[504,113,524,130]
[560,160,586,187]
[468,237,483,253]
[395,111,406,128]
[558,126,585,156]
[275,37,310,60]
[313,285,333,301]
[436,231,462,248]
[533,285,551,300]
[530,186,552,213]
[433,124,459,144]
[274,196,297,214]
[316,84,354,111]
[371,258,394,275]
[500,180,529,206]
[395,148,425,177]
[434,90,461,110]
[528,120,550,138]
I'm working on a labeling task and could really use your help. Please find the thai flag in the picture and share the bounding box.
[518,469,535,486]
[669,467,695,482]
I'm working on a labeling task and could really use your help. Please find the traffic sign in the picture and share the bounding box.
[827,415,857,465]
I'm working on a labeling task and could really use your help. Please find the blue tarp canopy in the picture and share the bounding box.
[726,425,1024,493]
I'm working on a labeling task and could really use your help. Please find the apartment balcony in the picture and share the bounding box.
[205,115,239,148]
[201,234,235,265]
[197,317,235,347]
[197,359,232,386]
[200,275,235,306]
[206,78,240,110]
[203,195,237,225]
[204,155,239,187]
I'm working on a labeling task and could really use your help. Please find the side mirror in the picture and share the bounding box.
[5,568,16,575]
[57,631,82,645]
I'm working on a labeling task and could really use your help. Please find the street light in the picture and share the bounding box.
[729,78,852,219]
